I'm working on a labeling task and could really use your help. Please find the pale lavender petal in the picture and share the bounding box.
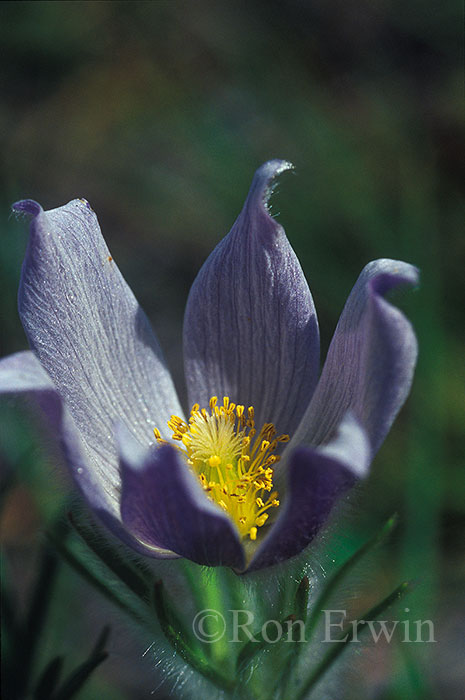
[0,351,178,557]
[183,160,320,436]
[14,199,183,506]
[118,426,245,568]
[247,414,370,572]
[290,259,419,455]
[0,351,106,510]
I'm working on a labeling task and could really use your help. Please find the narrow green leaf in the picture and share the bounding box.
[295,575,310,625]
[236,587,307,675]
[47,533,146,627]
[274,576,310,698]
[68,510,151,601]
[50,652,108,700]
[23,542,59,641]
[10,538,61,698]
[306,514,398,640]
[152,580,235,693]
[278,515,397,698]
[276,517,399,699]
[91,625,111,656]
[295,581,412,700]
[49,626,111,700]
[0,569,18,642]
[0,468,16,512]
[33,656,64,700]
[3,515,68,698]
[236,634,267,673]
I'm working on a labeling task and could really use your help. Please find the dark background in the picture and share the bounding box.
[0,2,463,698]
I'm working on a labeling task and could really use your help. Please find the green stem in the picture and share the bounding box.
[181,560,211,617]
[152,580,235,693]
[183,564,232,666]
[277,576,310,698]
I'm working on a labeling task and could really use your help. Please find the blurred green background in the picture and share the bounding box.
[0,1,463,698]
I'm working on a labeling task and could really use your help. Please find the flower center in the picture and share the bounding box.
[154,396,289,541]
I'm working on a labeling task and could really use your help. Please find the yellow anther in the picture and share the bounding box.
[156,396,288,543]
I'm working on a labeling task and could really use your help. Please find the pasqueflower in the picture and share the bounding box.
[0,161,418,572]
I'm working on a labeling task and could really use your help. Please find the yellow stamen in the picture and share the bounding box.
[154,396,289,542]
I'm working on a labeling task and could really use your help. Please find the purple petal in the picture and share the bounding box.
[0,351,106,510]
[183,160,320,436]
[291,259,419,455]
[247,413,370,572]
[14,199,183,505]
[118,426,245,568]
[0,351,177,558]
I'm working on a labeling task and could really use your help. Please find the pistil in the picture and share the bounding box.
[154,396,289,541]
